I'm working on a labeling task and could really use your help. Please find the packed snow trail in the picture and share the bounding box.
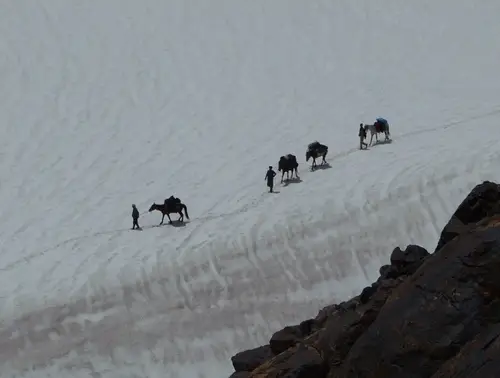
[1,1,500,377]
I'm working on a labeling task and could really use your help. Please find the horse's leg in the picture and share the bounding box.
[160,213,165,225]
[178,211,183,222]
[166,212,173,224]
[369,131,374,146]
[322,153,326,165]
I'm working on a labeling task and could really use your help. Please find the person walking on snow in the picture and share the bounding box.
[132,204,141,230]
[265,166,276,193]
[359,123,367,150]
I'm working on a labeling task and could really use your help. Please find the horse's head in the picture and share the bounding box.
[148,203,156,212]
[305,150,311,161]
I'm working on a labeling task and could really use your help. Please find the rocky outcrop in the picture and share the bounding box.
[231,345,273,373]
[227,181,500,378]
[434,180,500,252]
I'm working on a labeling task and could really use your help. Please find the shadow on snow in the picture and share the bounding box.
[371,139,393,146]
[282,177,303,186]
[310,162,332,171]
[142,220,189,230]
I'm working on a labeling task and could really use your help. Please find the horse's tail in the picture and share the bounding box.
[182,204,190,220]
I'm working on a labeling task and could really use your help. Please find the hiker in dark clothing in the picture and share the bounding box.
[359,123,367,150]
[265,166,276,193]
[132,204,141,230]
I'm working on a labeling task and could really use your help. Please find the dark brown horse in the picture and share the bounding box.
[148,202,190,225]
[278,154,299,182]
[306,141,328,170]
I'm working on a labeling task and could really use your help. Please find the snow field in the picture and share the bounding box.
[1,1,500,377]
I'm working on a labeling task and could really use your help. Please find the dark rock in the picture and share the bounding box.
[269,319,316,355]
[379,264,392,277]
[229,372,251,378]
[378,264,401,279]
[231,345,273,372]
[435,181,500,252]
[269,325,304,356]
[390,244,429,267]
[298,319,315,335]
[431,324,500,378]
[359,283,378,304]
[314,304,341,327]
[249,343,327,378]
[318,276,404,375]
[377,245,429,282]
[336,223,500,377]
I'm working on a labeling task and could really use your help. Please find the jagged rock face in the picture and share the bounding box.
[333,222,500,377]
[227,181,500,378]
[430,323,500,377]
[435,180,500,253]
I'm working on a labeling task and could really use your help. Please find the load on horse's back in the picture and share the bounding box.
[307,141,320,151]
[306,141,328,170]
[375,118,389,133]
[165,195,181,210]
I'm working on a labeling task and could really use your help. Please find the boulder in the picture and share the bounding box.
[249,343,327,378]
[390,244,429,268]
[231,345,273,373]
[269,319,316,355]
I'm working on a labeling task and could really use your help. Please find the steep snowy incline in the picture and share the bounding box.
[1,1,500,377]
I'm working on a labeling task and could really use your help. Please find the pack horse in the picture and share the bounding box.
[306,141,328,170]
[148,198,190,225]
[364,117,391,146]
[278,154,299,182]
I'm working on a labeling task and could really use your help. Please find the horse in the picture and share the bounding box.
[306,141,328,170]
[148,201,190,225]
[278,154,299,182]
[363,120,391,146]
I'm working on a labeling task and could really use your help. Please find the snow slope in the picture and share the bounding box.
[1,1,500,377]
